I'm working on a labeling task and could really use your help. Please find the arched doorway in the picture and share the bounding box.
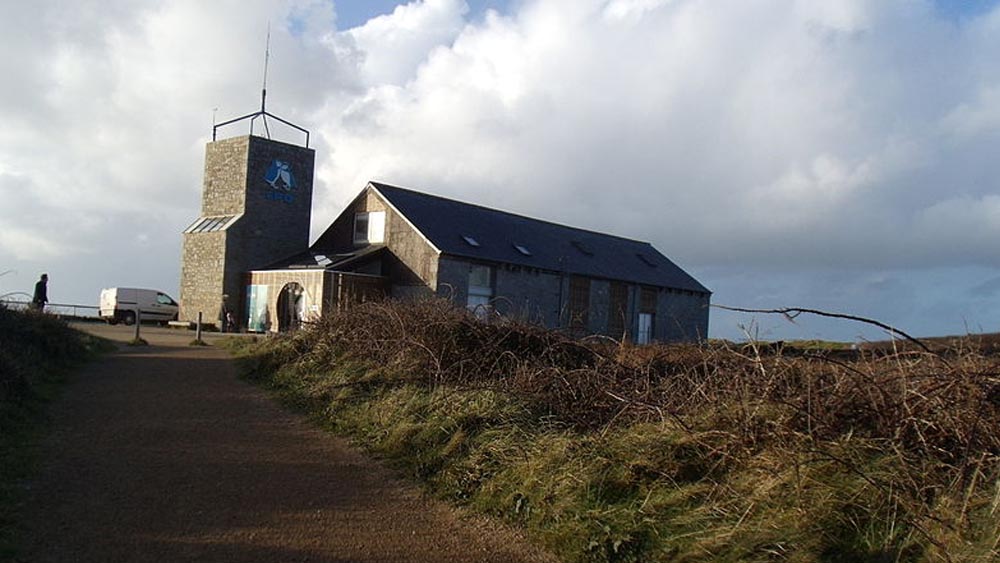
[276,282,305,332]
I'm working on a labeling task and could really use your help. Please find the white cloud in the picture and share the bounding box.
[5,0,1000,339]
[941,85,1000,138]
[603,0,672,22]
[0,223,69,262]
[346,0,469,85]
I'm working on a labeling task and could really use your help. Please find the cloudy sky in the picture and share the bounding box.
[3,0,1000,342]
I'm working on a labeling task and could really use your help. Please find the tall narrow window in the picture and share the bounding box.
[467,264,493,317]
[608,282,628,339]
[636,313,654,345]
[353,213,369,243]
[568,277,590,334]
[636,287,657,344]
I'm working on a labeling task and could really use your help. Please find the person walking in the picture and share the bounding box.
[32,273,48,312]
[220,294,230,332]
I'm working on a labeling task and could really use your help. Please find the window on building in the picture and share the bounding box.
[513,244,532,256]
[608,282,628,339]
[462,235,481,247]
[637,313,654,345]
[353,213,368,242]
[637,287,657,344]
[640,287,657,312]
[467,264,494,317]
[353,211,386,244]
[568,276,590,333]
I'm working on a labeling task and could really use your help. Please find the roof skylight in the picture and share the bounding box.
[184,215,235,234]
[514,244,532,256]
[462,235,481,247]
[636,253,657,268]
[571,240,594,256]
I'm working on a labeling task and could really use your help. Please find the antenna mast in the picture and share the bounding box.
[212,21,310,147]
[260,23,271,138]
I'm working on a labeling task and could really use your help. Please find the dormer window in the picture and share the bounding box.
[354,211,385,244]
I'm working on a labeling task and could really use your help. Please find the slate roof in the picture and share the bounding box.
[370,182,710,293]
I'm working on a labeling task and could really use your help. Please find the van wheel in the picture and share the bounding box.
[122,311,136,326]
[106,318,119,326]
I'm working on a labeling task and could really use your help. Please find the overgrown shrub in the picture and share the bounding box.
[237,298,1000,562]
[286,299,1000,461]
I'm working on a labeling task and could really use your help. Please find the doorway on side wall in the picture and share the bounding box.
[277,282,305,332]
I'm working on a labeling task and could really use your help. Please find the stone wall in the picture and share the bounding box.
[655,289,710,342]
[179,230,227,325]
[493,264,563,326]
[312,185,439,298]
[436,255,709,342]
[376,189,438,295]
[437,256,563,327]
[201,137,249,215]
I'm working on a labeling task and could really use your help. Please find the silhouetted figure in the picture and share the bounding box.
[220,294,231,332]
[32,273,48,311]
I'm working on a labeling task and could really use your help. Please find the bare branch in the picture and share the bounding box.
[713,304,935,355]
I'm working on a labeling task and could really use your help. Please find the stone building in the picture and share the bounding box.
[244,183,711,342]
[181,133,710,342]
[179,134,314,327]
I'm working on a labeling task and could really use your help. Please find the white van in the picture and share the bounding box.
[99,288,179,325]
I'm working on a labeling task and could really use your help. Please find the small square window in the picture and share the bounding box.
[354,211,385,244]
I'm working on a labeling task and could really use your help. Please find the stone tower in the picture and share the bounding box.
[180,134,315,327]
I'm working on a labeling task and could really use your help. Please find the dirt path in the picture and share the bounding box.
[17,325,556,563]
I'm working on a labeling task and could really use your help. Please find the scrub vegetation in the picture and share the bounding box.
[0,305,112,559]
[232,299,1000,562]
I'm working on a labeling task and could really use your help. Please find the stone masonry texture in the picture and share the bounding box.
[180,135,315,326]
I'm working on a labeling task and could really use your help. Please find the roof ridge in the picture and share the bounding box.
[369,181,653,246]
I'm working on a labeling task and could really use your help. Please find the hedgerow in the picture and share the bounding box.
[234,298,1000,562]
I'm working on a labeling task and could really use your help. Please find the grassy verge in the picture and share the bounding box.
[0,306,114,560]
[229,300,1000,562]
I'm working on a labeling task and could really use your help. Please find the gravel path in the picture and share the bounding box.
[18,325,555,563]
